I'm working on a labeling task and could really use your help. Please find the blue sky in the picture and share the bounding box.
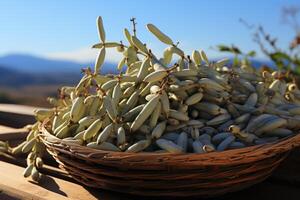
[0,0,299,63]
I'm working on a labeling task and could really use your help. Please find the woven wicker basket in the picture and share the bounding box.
[40,123,300,197]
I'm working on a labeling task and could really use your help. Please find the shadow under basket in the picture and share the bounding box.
[40,124,300,198]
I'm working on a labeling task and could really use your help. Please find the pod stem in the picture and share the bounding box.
[130,17,137,37]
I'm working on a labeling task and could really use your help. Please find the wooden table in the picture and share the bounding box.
[1,104,300,200]
[0,104,37,128]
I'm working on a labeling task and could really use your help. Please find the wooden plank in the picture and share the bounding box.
[0,127,28,141]
[0,104,40,116]
[0,192,22,200]
[0,125,16,132]
[0,154,72,182]
[0,161,106,200]
[0,112,35,128]
[0,104,39,128]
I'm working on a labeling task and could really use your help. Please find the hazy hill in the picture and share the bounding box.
[0,54,119,88]
[0,54,117,74]
[0,65,81,88]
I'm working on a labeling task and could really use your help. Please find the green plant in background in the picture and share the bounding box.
[217,6,300,81]
[249,5,300,82]
[252,24,300,75]
[216,44,256,67]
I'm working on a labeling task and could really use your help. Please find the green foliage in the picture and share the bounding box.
[216,44,256,67]
[247,51,256,57]
[267,51,300,75]
[217,45,232,52]
[217,8,300,79]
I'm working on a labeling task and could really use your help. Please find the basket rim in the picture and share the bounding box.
[39,121,300,165]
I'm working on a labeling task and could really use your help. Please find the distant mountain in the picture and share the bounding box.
[0,54,117,74]
[0,65,82,87]
[0,65,32,86]
[0,53,121,88]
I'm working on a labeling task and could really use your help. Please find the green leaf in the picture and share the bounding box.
[233,56,239,67]
[270,52,292,62]
[293,58,300,66]
[247,51,256,57]
[294,67,300,76]
[231,45,242,54]
[217,45,232,52]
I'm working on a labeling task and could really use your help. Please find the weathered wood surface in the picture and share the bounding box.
[0,126,28,141]
[0,104,39,116]
[0,104,37,128]
[0,125,17,132]
[0,161,102,200]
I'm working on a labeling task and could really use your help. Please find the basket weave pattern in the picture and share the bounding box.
[40,126,300,197]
